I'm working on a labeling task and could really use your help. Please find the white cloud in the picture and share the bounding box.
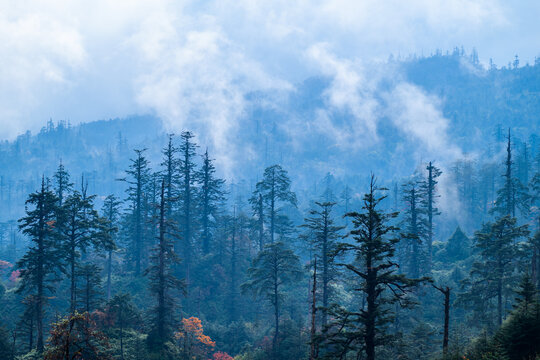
[0,0,528,171]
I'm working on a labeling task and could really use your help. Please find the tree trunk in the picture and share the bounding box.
[107,250,112,301]
[310,259,318,360]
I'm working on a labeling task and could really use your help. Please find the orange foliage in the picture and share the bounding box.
[175,316,215,358]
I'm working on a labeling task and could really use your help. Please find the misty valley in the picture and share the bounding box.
[0,52,539,360]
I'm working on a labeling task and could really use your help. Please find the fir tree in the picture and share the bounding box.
[196,149,225,255]
[401,177,428,278]
[251,165,297,244]
[459,216,529,326]
[76,262,103,314]
[491,130,529,218]
[321,175,425,360]
[16,177,61,353]
[178,131,198,285]
[58,190,109,314]
[53,161,73,206]
[301,201,343,327]
[421,161,442,271]
[146,179,184,352]
[120,148,151,276]
[241,241,302,351]
[101,194,121,301]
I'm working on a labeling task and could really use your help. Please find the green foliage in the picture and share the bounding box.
[0,326,10,359]
[444,226,471,262]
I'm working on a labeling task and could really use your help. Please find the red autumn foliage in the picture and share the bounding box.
[213,351,234,360]
[9,269,21,283]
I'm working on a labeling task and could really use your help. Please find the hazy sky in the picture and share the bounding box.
[1,0,539,141]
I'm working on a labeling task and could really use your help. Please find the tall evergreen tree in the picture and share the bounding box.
[251,165,297,244]
[102,194,121,301]
[491,130,528,218]
[53,161,73,206]
[196,149,225,255]
[75,262,103,314]
[321,176,424,360]
[241,241,302,351]
[178,131,198,285]
[249,192,265,251]
[160,134,179,219]
[301,201,343,327]
[16,177,61,353]
[401,178,428,278]
[58,189,109,314]
[120,149,151,276]
[421,162,441,271]
[146,179,184,352]
[459,216,529,326]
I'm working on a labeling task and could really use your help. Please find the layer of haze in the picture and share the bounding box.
[0,0,538,174]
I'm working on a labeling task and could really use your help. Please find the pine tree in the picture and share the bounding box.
[53,161,73,206]
[444,226,471,262]
[401,177,428,278]
[120,149,151,276]
[301,201,343,328]
[241,241,302,351]
[321,175,425,360]
[249,192,265,251]
[58,189,109,314]
[178,131,198,285]
[196,149,225,255]
[251,165,297,244]
[491,130,529,218]
[101,194,121,301]
[421,161,442,271]
[76,262,103,314]
[16,177,61,353]
[459,216,529,326]
[160,134,179,219]
[106,293,140,360]
[146,179,184,352]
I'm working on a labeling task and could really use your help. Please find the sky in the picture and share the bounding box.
[1,0,539,150]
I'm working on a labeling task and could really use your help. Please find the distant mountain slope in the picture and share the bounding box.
[0,53,538,225]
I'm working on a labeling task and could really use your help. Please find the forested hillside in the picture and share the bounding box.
[0,52,539,359]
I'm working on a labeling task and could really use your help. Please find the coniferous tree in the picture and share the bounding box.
[102,194,121,301]
[491,130,529,218]
[59,189,109,314]
[459,216,529,326]
[241,241,302,351]
[16,177,61,353]
[401,178,428,278]
[251,165,297,244]
[321,176,425,360]
[105,293,141,360]
[178,131,198,285]
[120,149,151,276]
[301,201,343,328]
[76,262,103,314]
[160,134,179,219]
[196,149,225,255]
[249,192,265,251]
[53,161,73,206]
[146,179,184,352]
[421,161,442,271]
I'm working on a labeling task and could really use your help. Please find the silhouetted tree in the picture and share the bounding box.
[241,241,302,351]
[321,175,425,360]
[16,177,61,353]
[196,149,225,255]
[251,165,297,244]
[120,149,151,276]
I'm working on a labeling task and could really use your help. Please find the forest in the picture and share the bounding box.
[0,52,539,360]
